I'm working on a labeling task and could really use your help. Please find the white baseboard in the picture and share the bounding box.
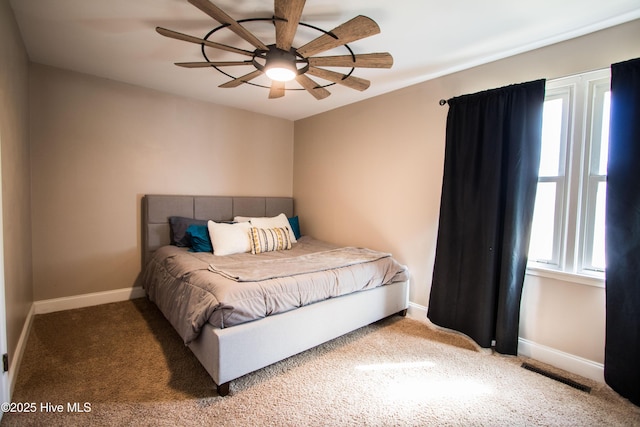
[8,303,35,396]
[34,286,146,315]
[406,301,604,383]
[407,301,428,320]
[517,338,604,383]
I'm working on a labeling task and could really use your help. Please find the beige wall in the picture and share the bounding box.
[0,0,33,373]
[30,65,294,300]
[294,20,640,367]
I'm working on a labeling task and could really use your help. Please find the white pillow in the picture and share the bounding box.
[207,220,252,256]
[245,213,297,243]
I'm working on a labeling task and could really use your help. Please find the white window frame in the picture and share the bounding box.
[527,69,610,287]
[580,80,609,273]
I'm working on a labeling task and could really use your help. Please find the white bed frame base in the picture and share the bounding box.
[190,280,409,395]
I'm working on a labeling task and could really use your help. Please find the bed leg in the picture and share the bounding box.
[216,382,230,397]
[398,309,408,317]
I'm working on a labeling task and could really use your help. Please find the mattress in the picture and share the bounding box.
[142,236,409,344]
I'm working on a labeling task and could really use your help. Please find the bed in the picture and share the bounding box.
[141,194,410,396]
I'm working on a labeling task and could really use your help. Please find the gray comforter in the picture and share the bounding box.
[142,236,409,344]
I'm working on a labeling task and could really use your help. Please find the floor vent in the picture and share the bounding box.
[521,362,591,393]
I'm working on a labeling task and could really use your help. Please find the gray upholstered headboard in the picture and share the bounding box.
[142,195,294,266]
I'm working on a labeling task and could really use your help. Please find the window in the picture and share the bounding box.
[528,69,610,281]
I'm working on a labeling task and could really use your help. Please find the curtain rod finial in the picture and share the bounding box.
[439,99,447,106]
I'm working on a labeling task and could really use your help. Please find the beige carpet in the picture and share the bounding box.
[2,298,639,426]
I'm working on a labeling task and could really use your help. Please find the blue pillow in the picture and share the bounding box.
[169,216,208,247]
[288,216,301,240]
[186,224,213,253]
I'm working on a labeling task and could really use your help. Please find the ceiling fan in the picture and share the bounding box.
[156,0,393,100]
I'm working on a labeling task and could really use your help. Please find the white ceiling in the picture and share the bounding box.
[9,0,640,121]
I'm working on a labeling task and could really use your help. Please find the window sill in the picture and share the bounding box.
[526,265,605,288]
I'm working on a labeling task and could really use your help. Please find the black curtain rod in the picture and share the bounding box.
[439,99,448,106]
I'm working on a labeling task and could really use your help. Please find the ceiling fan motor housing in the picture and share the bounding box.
[252,46,309,81]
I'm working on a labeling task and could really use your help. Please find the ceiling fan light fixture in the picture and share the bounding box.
[264,51,297,82]
[265,61,297,82]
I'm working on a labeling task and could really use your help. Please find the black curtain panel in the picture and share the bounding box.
[428,80,545,355]
[605,57,640,406]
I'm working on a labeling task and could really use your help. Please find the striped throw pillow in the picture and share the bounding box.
[249,227,292,254]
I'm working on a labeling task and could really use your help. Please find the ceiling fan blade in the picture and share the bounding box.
[295,74,331,100]
[269,80,286,99]
[296,15,380,58]
[176,61,253,68]
[306,67,370,91]
[219,70,263,88]
[156,27,254,57]
[188,0,268,50]
[308,53,393,69]
[274,0,305,51]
